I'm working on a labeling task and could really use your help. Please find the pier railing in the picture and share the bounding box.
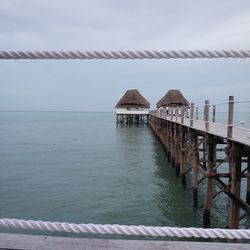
[0,218,250,240]
[150,96,250,147]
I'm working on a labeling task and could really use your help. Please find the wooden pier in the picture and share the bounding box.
[149,96,250,229]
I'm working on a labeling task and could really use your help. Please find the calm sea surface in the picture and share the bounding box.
[0,112,249,238]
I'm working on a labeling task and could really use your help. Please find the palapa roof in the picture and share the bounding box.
[115,89,150,108]
[156,89,189,108]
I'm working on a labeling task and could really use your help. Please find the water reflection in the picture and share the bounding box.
[151,136,201,227]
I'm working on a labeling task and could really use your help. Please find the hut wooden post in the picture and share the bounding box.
[227,96,234,139]
[181,106,184,124]
[175,107,179,122]
[190,103,194,127]
[229,143,242,229]
[246,157,250,205]
[203,136,216,228]
[170,107,174,121]
[192,134,198,208]
[204,100,210,131]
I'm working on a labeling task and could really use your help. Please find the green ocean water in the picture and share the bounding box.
[0,112,249,239]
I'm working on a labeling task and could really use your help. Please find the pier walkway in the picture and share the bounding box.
[150,109,250,147]
[1,233,249,250]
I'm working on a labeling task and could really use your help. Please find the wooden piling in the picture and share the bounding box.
[246,157,250,205]
[175,127,180,177]
[229,143,242,229]
[180,130,187,189]
[171,124,176,169]
[203,136,216,228]
[167,123,171,163]
[192,135,198,208]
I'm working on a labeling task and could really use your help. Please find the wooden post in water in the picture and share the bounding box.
[204,100,209,131]
[203,136,216,228]
[227,96,234,139]
[196,106,198,120]
[175,107,179,122]
[163,122,167,152]
[190,103,194,127]
[180,129,187,189]
[179,107,186,185]
[167,122,171,163]
[246,157,250,205]
[212,105,216,122]
[229,143,242,229]
[171,124,176,169]
[175,128,180,177]
[192,134,198,208]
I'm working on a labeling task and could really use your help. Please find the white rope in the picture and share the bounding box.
[0,218,250,239]
[0,50,250,60]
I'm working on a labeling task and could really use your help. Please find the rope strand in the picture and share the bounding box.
[0,50,250,60]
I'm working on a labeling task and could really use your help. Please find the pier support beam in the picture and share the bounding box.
[246,157,250,205]
[229,144,242,229]
[175,126,180,177]
[180,130,187,189]
[192,135,198,209]
[203,136,216,228]
[171,125,175,168]
[167,123,171,163]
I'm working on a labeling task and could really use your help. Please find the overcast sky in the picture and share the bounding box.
[0,0,250,111]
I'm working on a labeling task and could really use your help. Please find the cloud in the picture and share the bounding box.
[0,0,249,110]
[0,0,250,50]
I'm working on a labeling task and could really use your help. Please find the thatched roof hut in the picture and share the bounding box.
[156,90,189,108]
[115,89,150,108]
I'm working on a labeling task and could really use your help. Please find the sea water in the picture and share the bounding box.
[0,112,249,238]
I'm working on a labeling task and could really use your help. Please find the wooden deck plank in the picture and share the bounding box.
[0,233,249,250]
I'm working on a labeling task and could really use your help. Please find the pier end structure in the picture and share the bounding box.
[155,90,190,174]
[156,89,189,118]
[115,89,150,124]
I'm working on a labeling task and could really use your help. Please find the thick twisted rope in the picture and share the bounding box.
[0,50,250,59]
[0,218,250,239]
